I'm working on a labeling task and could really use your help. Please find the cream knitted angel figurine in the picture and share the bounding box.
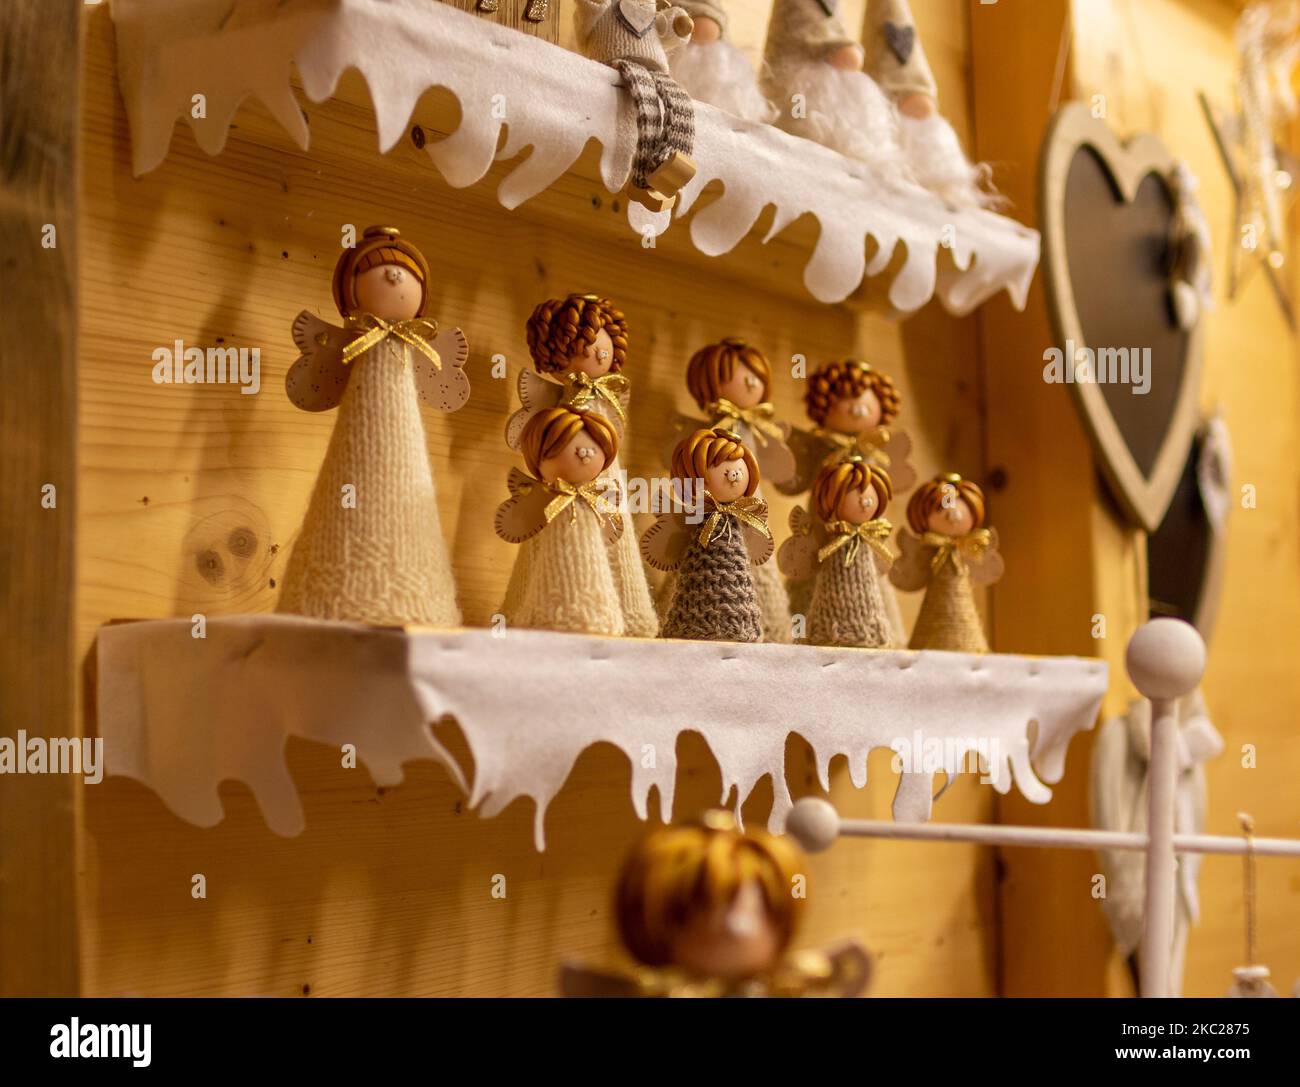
[575,0,698,211]
[863,0,997,209]
[779,359,914,640]
[890,473,1003,653]
[664,339,796,642]
[779,457,896,649]
[503,294,658,637]
[643,428,773,642]
[278,226,469,627]
[762,0,908,180]
[669,1,776,123]
[495,406,626,636]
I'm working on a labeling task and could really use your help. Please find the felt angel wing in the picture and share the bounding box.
[777,505,823,580]
[868,426,917,494]
[888,527,932,592]
[775,426,839,496]
[964,527,1004,586]
[640,507,692,572]
[748,422,797,488]
[415,324,471,413]
[740,498,775,567]
[286,310,351,412]
[494,467,554,544]
[504,370,565,451]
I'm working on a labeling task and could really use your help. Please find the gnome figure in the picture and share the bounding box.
[761,0,907,178]
[575,0,699,211]
[670,1,775,124]
[864,0,998,208]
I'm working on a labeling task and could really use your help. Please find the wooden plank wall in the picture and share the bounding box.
[0,0,82,997]
[75,1,1007,996]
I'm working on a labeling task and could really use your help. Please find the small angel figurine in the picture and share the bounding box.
[278,226,469,627]
[762,0,908,180]
[503,294,658,638]
[890,473,1003,653]
[643,427,772,643]
[665,339,795,642]
[495,406,626,636]
[779,457,896,649]
[574,0,698,211]
[669,1,776,123]
[560,811,872,997]
[864,0,998,209]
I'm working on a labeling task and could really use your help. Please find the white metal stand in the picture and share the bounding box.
[786,618,1300,998]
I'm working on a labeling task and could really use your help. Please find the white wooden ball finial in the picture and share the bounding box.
[1125,618,1206,701]
[785,797,841,853]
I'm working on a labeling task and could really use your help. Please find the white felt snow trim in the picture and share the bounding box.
[96,615,1108,850]
[110,0,1040,312]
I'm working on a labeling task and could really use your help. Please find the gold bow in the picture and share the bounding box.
[709,399,784,445]
[921,528,993,574]
[818,518,893,568]
[341,315,441,369]
[543,478,621,530]
[811,426,892,469]
[698,494,771,549]
[628,948,850,998]
[565,371,628,424]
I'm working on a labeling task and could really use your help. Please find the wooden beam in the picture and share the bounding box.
[0,0,82,996]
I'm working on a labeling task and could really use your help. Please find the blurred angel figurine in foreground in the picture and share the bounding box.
[504,294,658,637]
[495,406,625,636]
[575,0,698,211]
[643,427,772,642]
[560,811,872,997]
[762,0,908,180]
[667,339,795,641]
[779,456,896,648]
[864,0,998,208]
[279,226,469,626]
[670,1,775,123]
[890,473,1002,653]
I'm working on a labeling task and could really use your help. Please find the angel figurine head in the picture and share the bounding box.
[687,338,773,412]
[521,405,619,485]
[526,293,630,379]
[907,472,985,538]
[332,226,430,321]
[806,358,901,437]
[671,425,759,503]
[813,455,894,526]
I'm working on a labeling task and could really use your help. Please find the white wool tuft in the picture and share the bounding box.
[671,40,777,125]
[766,61,911,184]
[899,113,1002,210]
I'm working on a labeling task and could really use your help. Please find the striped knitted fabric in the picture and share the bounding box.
[660,521,762,642]
[613,60,696,189]
[278,339,461,627]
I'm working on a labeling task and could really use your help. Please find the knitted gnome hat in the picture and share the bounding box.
[332,226,431,318]
[765,0,857,64]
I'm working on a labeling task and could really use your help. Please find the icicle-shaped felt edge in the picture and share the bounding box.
[97,615,1108,851]
[110,0,1039,313]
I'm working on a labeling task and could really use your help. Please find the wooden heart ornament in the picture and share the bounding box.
[1039,104,1205,532]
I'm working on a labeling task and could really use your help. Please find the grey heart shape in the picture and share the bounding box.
[884,22,915,65]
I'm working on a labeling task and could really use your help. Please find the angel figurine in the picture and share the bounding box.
[780,359,914,640]
[669,1,776,123]
[643,427,772,643]
[278,226,469,627]
[574,0,698,211]
[890,473,1003,653]
[779,457,896,649]
[495,406,625,636]
[662,341,794,641]
[560,811,872,997]
[503,294,658,638]
[762,0,908,180]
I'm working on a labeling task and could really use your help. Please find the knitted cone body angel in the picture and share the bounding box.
[279,227,469,626]
[779,458,896,649]
[502,295,658,637]
[645,428,773,643]
[495,407,626,637]
[890,474,1003,653]
[664,340,797,642]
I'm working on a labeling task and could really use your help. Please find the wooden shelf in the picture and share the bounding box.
[96,615,1108,850]
[111,0,1041,312]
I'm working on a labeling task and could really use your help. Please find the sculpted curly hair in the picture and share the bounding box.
[526,294,629,375]
[685,338,773,410]
[812,459,894,523]
[804,360,901,428]
[907,474,986,535]
[669,427,760,497]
